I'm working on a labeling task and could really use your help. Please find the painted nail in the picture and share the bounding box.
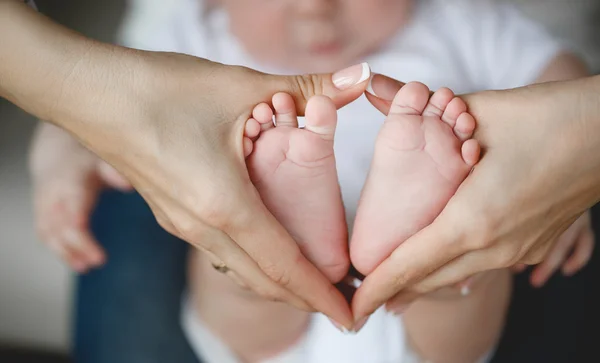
[352,316,369,333]
[328,318,351,335]
[332,62,371,90]
[343,276,363,289]
[366,76,377,96]
[387,303,410,316]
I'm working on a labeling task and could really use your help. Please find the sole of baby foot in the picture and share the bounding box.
[351,82,480,276]
[244,93,349,282]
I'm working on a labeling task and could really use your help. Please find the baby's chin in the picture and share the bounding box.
[249,46,363,75]
[286,54,365,75]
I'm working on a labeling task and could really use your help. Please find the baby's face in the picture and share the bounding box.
[219,0,413,73]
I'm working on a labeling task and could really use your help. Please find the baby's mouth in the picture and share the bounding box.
[308,40,343,56]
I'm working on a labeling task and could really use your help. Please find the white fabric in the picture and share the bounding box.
[120,0,563,361]
[181,296,420,363]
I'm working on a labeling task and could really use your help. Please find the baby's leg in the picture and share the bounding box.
[187,250,310,362]
[402,270,512,363]
[351,83,480,275]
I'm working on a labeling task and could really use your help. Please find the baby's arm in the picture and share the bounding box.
[403,270,511,363]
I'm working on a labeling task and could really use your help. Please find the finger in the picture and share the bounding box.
[191,223,314,312]
[562,229,595,276]
[384,247,511,312]
[268,63,371,114]
[225,194,353,329]
[365,73,435,115]
[351,213,464,321]
[366,73,406,102]
[61,189,107,267]
[37,198,95,271]
[61,227,107,267]
[97,161,133,191]
[530,233,574,288]
[46,237,90,273]
[511,263,527,273]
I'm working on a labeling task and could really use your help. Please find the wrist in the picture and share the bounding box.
[559,76,600,211]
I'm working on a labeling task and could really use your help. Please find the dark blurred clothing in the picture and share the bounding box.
[74,191,199,363]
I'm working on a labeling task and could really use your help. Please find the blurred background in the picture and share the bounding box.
[0,0,599,361]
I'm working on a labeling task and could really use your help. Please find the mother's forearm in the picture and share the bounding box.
[0,0,140,134]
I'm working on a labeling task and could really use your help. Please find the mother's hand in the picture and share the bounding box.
[1,1,371,329]
[73,55,367,329]
[90,55,367,329]
[352,74,600,322]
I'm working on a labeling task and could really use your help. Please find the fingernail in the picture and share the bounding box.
[352,316,369,333]
[364,73,403,101]
[343,276,362,289]
[328,318,351,335]
[366,76,377,96]
[332,62,370,90]
[387,303,410,316]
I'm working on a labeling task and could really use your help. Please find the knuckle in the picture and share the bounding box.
[289,74,325,102]
[411,284,429,296]
[172,214,197,239]
[261,263,292,288]
[494,246,520,268]
[155,214,175,235]
[192,195,234,231]
[455,207,499,251]
[388,271,411,291]
[466,232,494,251]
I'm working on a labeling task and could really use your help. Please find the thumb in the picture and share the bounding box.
[364,73,407,115]
[265,63,372,114]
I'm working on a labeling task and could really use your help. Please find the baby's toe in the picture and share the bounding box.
[461,139,480,166]
[243,137,254,158]
[304,96,338,141]
[253,103,274,131]
[244,118,261,139]
[441,97,468,129]
[389,82,430,116]
[273,92,298,128]
[423,87,454,118]
[454,113,476,141]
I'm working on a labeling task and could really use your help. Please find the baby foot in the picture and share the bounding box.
[351,82,480,275]
[243,93,349,283]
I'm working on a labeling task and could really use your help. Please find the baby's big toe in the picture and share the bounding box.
[389,82,430,116]
[273,93,299,128]
[304,95,338,141]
